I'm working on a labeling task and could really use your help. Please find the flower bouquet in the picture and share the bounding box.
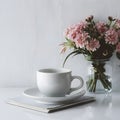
[61,15,120,93]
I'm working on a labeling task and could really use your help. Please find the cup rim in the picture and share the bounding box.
[37,68,72,74]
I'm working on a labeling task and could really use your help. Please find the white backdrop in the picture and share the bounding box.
[0,0,120,91]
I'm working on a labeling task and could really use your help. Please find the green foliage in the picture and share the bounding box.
[63,50,81,67]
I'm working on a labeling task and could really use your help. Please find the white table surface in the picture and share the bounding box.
[0,88,120,120]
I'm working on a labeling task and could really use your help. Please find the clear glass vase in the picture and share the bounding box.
[86,59,112,93]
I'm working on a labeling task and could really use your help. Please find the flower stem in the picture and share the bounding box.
[87,60,111,93]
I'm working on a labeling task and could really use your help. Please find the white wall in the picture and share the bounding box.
[0,0,120,91]
[0,0,37,87]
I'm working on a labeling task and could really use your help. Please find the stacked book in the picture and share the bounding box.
[7,95,95,113]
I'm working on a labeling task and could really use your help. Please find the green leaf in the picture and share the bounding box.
[65,38,75,47]
[65,38,71,42]
[63,50,79,67]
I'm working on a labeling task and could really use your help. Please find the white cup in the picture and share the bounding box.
[36,68,84,97]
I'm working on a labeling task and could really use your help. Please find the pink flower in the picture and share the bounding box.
[86,39,100,52]
[64,22,87,41]
[75,32,89,48]
[96,22,107,33]
[115,19,120,28]
[116,42,120,53]
[77,22,87,30]
[105,29,118,45]
[64,25,76,40]
[66,30,77,40]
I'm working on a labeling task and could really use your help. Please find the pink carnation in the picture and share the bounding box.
[116,42,120,53]
[96,22,107,33]
[64,22,87,41]
[77,22,87,30]
[75,32,89,48]
[64,25,76,40]
[66,29,77,40]
[105,29,118,45]
[86,39,100,52]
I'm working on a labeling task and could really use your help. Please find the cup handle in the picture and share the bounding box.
[68,76,84,94]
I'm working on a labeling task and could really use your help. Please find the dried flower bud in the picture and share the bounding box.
[108,16,113,21]
[86,15,94,22]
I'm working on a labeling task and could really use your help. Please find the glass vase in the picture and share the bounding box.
[86,59,112,93]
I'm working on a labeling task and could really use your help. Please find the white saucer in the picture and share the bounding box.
[23,88,86,104]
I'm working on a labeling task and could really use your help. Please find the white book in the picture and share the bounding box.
[6,95,95,113]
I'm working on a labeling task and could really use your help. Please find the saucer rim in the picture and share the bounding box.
[23,87,86,103]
